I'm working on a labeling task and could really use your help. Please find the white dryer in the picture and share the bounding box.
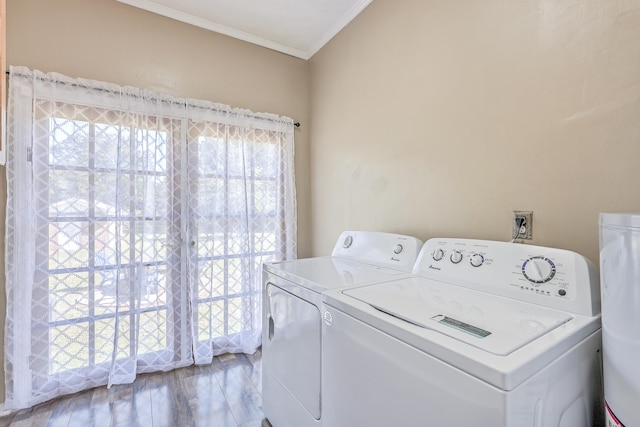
[322,238,604,427]
[262,231,423,427]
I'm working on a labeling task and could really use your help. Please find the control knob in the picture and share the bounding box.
[450,250,463,264]
[469,253,484,267]
[432,248,445,261]
[394,244,403,254]
[522,256,556,284]
[343,235,353,249]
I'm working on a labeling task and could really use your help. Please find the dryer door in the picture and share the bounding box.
[264,282,321,419]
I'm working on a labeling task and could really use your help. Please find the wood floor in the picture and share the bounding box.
[0,349,272,427]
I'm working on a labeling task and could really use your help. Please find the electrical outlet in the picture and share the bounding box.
[512,210,533,240]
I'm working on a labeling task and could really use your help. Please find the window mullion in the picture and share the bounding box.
[177,119,190,360]
[223,130,230,338]
[88,122,96,367]
[128,124,137,358]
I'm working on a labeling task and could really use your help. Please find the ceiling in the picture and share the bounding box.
[116,0,373,60]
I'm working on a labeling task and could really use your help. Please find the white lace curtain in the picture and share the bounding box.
[4,66,297,409]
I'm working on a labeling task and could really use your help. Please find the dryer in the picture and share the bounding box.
[321,238,603,427]
[262,231,423,427]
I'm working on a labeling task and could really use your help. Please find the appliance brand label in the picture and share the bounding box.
[390,257,400,262]
[323,311,333,327]
[428,265,441,271]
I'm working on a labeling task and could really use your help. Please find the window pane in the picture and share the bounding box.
[197,137,225,175]
[95,123,131,169]
[254,179,276,215]
[228,179,246,215]
[253,142,277,178]
[227,232,247,256]
[49,118,89,167]
[254,231,276,254]
[48,221,89,270]
[135,129,167,173]
[227,140,245,177]
[138,310,167,354]
[49,272,89,322]
[137,222,168,263]
[196,177,223,217]
[134,176,167,218]
[228,297,244,335]
[197,301,225,341]
[142,265,167,307]
[94,220,118,258]
[94,173,122,213]
[50,323,89,374]
[49,171,90,213]
[95,319,116,365]
[115,316,132,360]
[93,270,132,314]
[228,258,244,295]
[197,260,225,299]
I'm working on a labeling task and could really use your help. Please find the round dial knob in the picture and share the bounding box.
[469,253,484,267]
[450,250,463,264]
[394,244,403,254]
[432,248,445,261]
[342,235,353,248]
[522,256,556,284]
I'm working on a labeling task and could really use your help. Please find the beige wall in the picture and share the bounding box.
[309,0,640,264]
[1,0,311,402]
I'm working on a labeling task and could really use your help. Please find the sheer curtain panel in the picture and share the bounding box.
[4,66,297,409]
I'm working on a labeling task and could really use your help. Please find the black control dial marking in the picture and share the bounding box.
[522,256,556,284]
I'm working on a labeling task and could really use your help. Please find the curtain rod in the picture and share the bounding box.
[5,70,301,128]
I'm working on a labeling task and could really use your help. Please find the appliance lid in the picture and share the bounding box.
[343,278,573,356]
[264,257,409,292]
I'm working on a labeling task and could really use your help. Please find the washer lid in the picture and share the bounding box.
[600,212,640,229]
[265,257,408,293]
[343,278,572,356]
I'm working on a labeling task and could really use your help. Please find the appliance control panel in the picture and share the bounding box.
[331,231,423,273]
[413,238,600,316]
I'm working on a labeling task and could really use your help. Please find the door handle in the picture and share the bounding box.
[268,315,275,340]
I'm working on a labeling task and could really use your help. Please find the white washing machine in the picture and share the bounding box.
[262,231,423,427]
[322,238,604,427]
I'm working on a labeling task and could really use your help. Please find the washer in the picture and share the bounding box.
[321,238,604,427]
[262,231,423,427]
